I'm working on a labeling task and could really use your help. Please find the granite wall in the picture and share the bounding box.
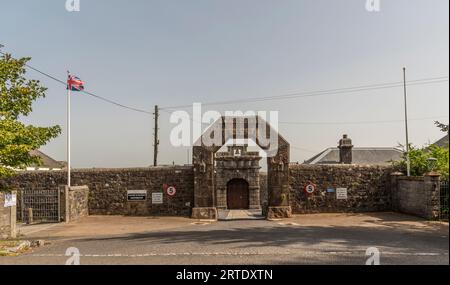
[391,173,441,219]
[2,167,195,217]
[288,164,392,214]
[1,165,442,219]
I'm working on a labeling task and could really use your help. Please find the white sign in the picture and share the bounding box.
[336,188,348,200]
[4,193,17,207]
[152,192,163,204]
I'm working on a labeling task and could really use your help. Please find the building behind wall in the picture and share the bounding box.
[304,135,403,166]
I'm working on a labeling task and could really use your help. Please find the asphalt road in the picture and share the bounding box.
[0,213,448,265]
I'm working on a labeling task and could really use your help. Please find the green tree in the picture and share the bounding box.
[394,144,449,179]
[393,122,450,179]
[0,53,61,178]
[435,121,449,134]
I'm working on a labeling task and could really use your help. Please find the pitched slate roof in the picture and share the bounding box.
[304,147,403,165]
[29,150,65,169]
[433,134,449,148]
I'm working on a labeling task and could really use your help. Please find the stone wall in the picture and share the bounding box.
[259,172,268,212]
[0,191,16,239]
[1,165,442,219]
[288,164,392,214]
[59,186,90,222]
[2,166,195,217]
[391,173,441,219]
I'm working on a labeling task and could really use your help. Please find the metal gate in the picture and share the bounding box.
[18,189,61,223]
[440,180,449,221]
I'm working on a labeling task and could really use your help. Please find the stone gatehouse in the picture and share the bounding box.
[215,145,262,210]
[191,116,291,220]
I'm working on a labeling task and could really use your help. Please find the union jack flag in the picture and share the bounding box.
[67,74,85,91]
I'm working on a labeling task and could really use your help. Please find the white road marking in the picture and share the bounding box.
[278,222,300,226]
[28,251,448,258]
[190,222,211,225]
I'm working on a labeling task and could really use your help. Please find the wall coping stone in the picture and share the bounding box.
[12,166,194,175]
[289,164,392,170]
[396,176,427,181]
[69,185,89,191]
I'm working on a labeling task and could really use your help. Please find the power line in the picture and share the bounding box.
[290,146,320,153]
[0,49,153,115]
[2,47,448,120]
[160,76,449,110]
[279,116,449,126]
[160,108,448,128]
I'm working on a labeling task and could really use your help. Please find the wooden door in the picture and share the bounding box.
[227,179,249,209]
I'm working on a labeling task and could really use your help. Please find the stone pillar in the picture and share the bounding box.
[424,172,441,220]
[215,169,227,210]
[390,172,404,211]
[1,191,17,239]
[10,191,16,239]
[249,185,261,210]
[62,185,70,223]
[59,185,90,223]
[267,143,292,219]
[192,146,217,220]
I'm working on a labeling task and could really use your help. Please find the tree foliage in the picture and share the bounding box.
[435,121,449,134]
[393,144,449,180]
[0,53,61,178]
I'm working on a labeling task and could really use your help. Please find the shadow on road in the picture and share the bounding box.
[72,221,449,253]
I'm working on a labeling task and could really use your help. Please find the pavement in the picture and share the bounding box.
[0,212,448,265]
[218,210,265,220]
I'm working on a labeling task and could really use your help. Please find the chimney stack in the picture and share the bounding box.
[338,134,353,164]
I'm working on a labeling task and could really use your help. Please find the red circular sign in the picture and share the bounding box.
[165,185,177,197]
[304,183,316,195]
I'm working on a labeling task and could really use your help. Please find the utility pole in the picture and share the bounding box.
[403,67,411,176]
[153,105,159,167]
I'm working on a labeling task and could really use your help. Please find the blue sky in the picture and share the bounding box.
[1,0,448,167]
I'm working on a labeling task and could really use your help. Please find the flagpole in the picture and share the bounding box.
[67,73,71,188]
[403,67,411,177]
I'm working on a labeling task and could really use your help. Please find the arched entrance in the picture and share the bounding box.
[227,179,249,210]
[192,115,292,220]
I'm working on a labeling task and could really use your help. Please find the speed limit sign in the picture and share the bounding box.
[304,182,316,195]
[165,185,177,197]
